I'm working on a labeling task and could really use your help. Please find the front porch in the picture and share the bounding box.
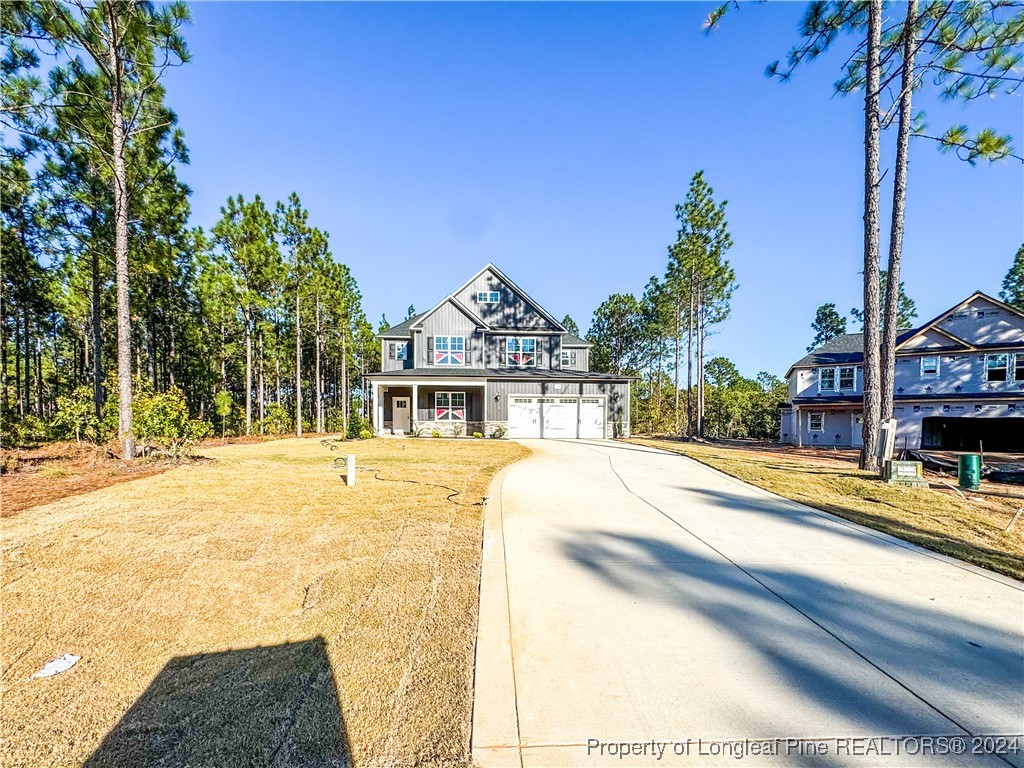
[790,405,864,448]
[370,378,487,437]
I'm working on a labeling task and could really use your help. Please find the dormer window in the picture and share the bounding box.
[506,337,536,367]
[920,356,939,377]
[477,291,500,304]
[561,350,577,367]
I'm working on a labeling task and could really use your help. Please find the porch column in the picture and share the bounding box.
[796,408,803,447]
[375,384,385,436]
[412,383,419,433]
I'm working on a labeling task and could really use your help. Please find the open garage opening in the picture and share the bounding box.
[921,416,1024,452]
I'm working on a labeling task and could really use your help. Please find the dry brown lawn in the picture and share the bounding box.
[1,437,528,768]
[628,438,1024,581]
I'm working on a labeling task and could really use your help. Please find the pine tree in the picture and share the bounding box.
[587,294,643,375]
[4,0,192,458]
[1000,244,1024,311]
[808,304,847,351]
[561,315,580,336]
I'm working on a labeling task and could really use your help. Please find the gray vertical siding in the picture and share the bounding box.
[452,269,557,330]
[415,301,485,368]
[381,339,413,371]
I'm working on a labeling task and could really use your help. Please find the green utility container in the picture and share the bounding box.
[958,453,982,491]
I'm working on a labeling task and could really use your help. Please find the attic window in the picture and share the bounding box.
[477,291,500,304]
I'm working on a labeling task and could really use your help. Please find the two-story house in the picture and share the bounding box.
[780,292,1024,451]
[367,263,631,438]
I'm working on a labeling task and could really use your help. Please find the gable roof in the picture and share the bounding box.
[789,333,866,373]
[379,312,426,339]
[894,291,1024,351]
[409,293,490,332]
[786,291,1024,377]
[452,263,567,332]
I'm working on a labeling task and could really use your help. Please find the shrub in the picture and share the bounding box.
[472,432,483,439]
[452,423,464,438]
[259,402,292,436]
[1,407,50,448]
[431,429,442,438]
[410,426,423,438]
[133,384,211,459]
[347,413,367,439]
[358,428,373,440]
[492,425,507,439]
[52,386,100,445]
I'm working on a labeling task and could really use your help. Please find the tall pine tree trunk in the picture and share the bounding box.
[860,0,883,470]
[673,306,680,433]
[244,309,252,435]
[295,288,302,436]
[881,0,918,425]
[341,324,348,435]
[258,328,265,433]
[687,264,695,437]
[314,298,322,433]
[108,4,134,459]
[91,231,103,420]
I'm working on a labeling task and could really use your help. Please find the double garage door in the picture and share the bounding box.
[507,397,605,439]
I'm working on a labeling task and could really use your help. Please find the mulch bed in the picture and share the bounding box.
[1,442,196,517]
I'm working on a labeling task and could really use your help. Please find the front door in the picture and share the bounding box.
[393,397,410,434]
[851,413,863,447]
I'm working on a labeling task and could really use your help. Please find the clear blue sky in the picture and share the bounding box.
[163,2,1023,378]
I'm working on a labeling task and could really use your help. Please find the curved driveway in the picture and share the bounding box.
[472,440,1024,767]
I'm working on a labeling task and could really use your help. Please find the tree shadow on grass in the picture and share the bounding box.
[85,637,349,768]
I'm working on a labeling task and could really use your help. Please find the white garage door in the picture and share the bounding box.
[507,396,605,439]
[579,398,605,438]
[508,397,541,438]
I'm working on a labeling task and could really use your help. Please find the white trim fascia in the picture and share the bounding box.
[367,377,488,387]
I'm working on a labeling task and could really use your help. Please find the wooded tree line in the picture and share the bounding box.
[583,171,784,440]
[1,1,376,452]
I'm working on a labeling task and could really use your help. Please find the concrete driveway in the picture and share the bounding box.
[472,440,1024,767]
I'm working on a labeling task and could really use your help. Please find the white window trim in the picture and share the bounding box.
[808,412,825,432]
[395,341,409,361]
[434,336,465,366]
[476,291,500,304]
[506,337,537,367]
[818,368,836,392]
[837,366,856,391]
[1014,353,1024,382]
[986,353,1009,382]
[560,349,577,367]
[920,355,940,377]
[434,391,466,421]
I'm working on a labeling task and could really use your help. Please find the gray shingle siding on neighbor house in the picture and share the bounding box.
[367,264,626,438]
[781,292,1024,451]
